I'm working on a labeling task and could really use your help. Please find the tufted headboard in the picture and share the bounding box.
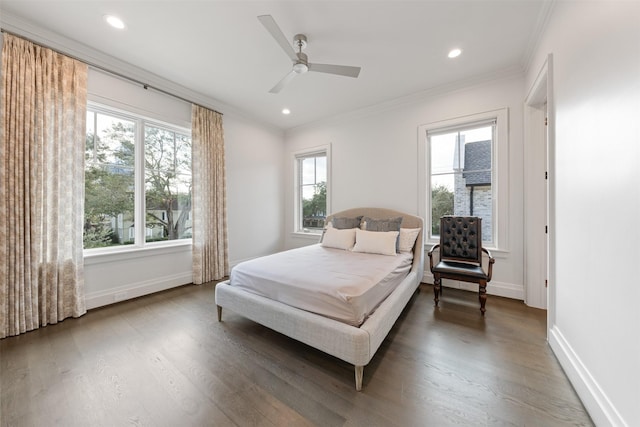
[326,207,424,280]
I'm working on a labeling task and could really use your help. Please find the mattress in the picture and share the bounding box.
[229,244,413,326]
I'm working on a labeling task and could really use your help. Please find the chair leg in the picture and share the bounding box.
[479,282,487,316]
[433,276,441,307]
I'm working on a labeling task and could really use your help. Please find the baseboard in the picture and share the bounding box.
[422,272,524,300]
[549,325,626,427]
[85,272,193,310]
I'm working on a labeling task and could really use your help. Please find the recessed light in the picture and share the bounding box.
[282,108,291,115]
[104,15,125,29]
[448,48,462,59]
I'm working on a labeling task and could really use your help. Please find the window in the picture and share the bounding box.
[419,109,508,249]
[294,147,330,233]
[430,122,494,243]
[84,105,192,249]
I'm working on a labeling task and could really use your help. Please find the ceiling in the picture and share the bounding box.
[0,1,550,130]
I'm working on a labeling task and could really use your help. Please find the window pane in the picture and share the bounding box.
[430,125,493,243]
[175,133,192,176]
[144,125,192,242]
[301,157,316,185]
[430,177,454,237]
[145,127,176,172]
[430,133,457,174]
[460,126,492,145]
[315,156,327,182]
[84,165,135,248]
[299,154,327,230]
[96,113,135,167]
[84,113,136,249]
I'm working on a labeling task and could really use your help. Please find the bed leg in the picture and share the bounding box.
[217,305,222,322]
[355,366,364,391]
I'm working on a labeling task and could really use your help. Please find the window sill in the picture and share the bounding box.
[84,240,192,265]
[290,231,322,241]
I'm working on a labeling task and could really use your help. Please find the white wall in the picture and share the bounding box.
[225,114,285,266]
[526,2,640,426]
[284,73,526,300]
[85,70,285,308]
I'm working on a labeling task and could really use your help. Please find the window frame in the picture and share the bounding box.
[418,108,509,252]
[84,102,192,254]
[292,144,331,238]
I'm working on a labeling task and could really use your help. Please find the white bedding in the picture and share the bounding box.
[229,244,413,326]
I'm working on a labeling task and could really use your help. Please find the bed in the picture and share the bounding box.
[215,208,424,390]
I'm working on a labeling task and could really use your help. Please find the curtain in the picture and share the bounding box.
[0,34,87,339]
[191,105,228,284]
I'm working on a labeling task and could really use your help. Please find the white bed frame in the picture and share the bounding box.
[215,208,424,390]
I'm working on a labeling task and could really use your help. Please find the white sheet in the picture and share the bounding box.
[229,244,413,326]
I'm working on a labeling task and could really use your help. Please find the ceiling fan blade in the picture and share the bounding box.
[308,63,361,78]
[269,70,297,94]
[258,15,298,63]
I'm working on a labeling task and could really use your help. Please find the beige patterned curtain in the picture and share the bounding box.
[0,34,87,339]
[191,105,228,284]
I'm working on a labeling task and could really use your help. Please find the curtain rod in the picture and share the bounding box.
[0,28,223,116]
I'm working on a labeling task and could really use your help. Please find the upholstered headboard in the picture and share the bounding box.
[326,208,424,280]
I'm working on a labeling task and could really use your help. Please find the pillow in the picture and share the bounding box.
[398,228,421,253]
[361,216,403,232]
[352,229,399,256]
[319,222,331,243]
[332,215,363,229]
[362,216,403,252]
[320,226,357,250]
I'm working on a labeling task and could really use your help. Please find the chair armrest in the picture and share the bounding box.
[427,244,440,272]
[482,247,496,282]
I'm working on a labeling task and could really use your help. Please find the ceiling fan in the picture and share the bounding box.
[258,15,362,93]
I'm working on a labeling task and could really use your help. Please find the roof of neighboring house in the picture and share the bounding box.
[463,140,491,186]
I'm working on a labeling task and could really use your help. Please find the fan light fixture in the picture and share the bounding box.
[293,63,308,74]
[258,15,361,93]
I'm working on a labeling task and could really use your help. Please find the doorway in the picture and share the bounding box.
[524,54,554,327]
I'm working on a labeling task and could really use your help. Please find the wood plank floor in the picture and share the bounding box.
[1,282,592,427]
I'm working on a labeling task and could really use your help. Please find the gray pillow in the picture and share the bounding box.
[332,215,363,229]
[362,216,403,232]
[362,216,403,252]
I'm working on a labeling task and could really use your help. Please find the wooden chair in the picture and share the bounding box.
[428,216,495,315]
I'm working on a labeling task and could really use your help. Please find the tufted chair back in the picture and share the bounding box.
[439,216,482,264]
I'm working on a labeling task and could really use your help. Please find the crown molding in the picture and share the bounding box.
[522,0,557,73]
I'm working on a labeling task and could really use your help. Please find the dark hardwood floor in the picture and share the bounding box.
[1,282,592,426]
